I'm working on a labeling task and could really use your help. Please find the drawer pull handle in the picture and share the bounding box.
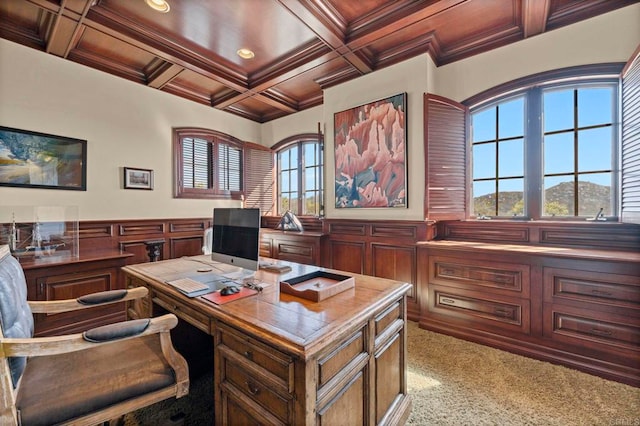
[590,328,613,337]
[494,309,512,318]
[441,269,455,276]
[245,381,260,395]
[440,297,456,305]
[591,289,612,297]
[244,351,253,360]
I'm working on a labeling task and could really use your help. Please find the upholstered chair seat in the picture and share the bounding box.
[0,245,189,425]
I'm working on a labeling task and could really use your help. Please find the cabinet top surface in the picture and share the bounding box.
[418,240,640,263]
[123,256,410,357]
[18,249,133,270]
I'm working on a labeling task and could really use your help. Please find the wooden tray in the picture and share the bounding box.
[279,271,354,302]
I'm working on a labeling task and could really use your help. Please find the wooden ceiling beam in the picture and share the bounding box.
[146,60,184,89]
[522,0,550,38]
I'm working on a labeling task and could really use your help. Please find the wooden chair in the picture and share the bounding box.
[0,245,189,425]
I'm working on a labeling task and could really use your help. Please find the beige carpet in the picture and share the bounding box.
[125,321,640,425]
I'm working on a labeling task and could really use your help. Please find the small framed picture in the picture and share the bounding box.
[124,167,153,190]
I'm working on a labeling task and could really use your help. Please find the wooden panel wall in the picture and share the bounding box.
[78,218,211,264]
[323,219,437,321]
[438,220,640,251]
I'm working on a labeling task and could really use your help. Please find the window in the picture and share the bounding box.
[173,128,244,199]
[274,134,323,216]
[470,69,620,220]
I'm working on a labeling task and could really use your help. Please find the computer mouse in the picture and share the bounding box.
[220,285,240,296]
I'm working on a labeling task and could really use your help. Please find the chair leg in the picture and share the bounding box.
[106,416,124,426]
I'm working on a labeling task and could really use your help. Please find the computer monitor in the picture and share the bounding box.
[211,207,260,272]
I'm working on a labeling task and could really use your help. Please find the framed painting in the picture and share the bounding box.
[124,167,153,190]
[334,93,407,208]
[0,126,87,191]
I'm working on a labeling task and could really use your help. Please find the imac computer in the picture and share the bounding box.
[211,207,260,272]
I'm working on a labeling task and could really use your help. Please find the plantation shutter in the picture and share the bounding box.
[183,137,210,189]
[218,142,242,193]
[424,93,468,220]
[621,46,640,223]
[244,142,275,215]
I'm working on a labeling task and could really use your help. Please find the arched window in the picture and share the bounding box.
[273,134,323,216]
[467,65,621,220]
[173,127,244,199]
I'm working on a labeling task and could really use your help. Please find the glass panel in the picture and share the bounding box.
[304,167,317,192]
[472,107,496,142]
[473,180,496,217]
[304,191,317,215]
[544,89,573,133]
[543,175,574,216]
[497,178,524,217]
[304,143,317,166]
[473,143,496,179]
[280,171,290,192]
[289,146,299,168]
[498,98,524,139]
[290,170,298,192]
[578,87,613,128]
[544,132,574,175]
[279,149,289,170]
[498,138,523,177]
[578,172,612,216]
[289,197,299,214]
[578,127,612,172]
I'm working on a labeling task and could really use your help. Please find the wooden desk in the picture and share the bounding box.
[122,256,412,425]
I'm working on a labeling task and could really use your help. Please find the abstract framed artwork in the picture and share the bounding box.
[334,93,407,208]
[124,167,153,190]
[0,126,87,191]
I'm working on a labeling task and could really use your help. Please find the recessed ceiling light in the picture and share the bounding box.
[146,0,170,13]
[237,48,255,59]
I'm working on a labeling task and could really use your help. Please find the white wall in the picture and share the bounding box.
[323,54,431,220]
[0,38,261,220]
[317,4,639,221]
[1,4,638,222]
[431,4,640,103]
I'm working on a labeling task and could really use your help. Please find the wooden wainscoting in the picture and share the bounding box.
[323,219,437,321]
[79,218,211,264]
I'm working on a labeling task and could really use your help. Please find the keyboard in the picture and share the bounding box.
[166,277,210,294]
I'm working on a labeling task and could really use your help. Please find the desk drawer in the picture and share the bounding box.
[217,324,294,393]
[153,291,210,333]
[223,361,291,423]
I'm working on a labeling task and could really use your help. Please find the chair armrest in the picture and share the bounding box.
[0,314,177,357]
[28,287,149,314]
[83,319,150,343]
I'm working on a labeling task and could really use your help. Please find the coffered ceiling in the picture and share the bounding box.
[0,0,634,122]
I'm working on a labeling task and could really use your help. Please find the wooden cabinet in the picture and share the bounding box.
[418,241,640,387]
[324,219,436,322]
[426,256,531,336]
[542,266,639,378]
[260,230,325,266]
[21,250,132,336]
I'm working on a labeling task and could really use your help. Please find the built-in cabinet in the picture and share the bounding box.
[20,250,132,336]
[418,240,640,387]
[259,229,325,266]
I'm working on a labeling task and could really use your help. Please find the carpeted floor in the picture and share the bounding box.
[125,321,640,425]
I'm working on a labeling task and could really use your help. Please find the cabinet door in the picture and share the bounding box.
[35,268,123,336]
